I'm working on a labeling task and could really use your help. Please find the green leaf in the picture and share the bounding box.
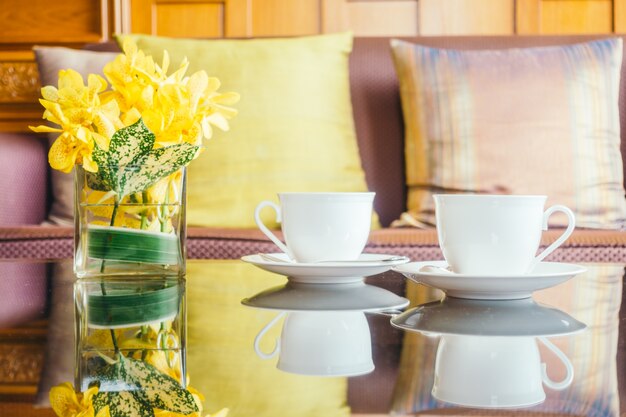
[92,355,141,393]
[123,357,198,414]
[88,119,156,195]
[94,391,155,417]
[108,119,155,167]
[120,143,199,197]
[85,119,199,198]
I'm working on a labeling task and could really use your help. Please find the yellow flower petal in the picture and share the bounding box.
[49,382,81,417]
[29,124,62,133]
[49,136,80,173]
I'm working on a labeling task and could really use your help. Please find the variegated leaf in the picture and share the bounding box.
[124,357,198,414]
[88,144,114,191]
[88,119,156,194]
[86,171,111,191]
[93,391,110,415]
[108,119,155,167]
[119,143,199,197]
[94,390,155,417]
[93,356,142,393]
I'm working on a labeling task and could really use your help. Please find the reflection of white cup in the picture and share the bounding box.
[253,311,374,377]
[433,335,573,408]
[254,192,375,263]
[434,195,575,275]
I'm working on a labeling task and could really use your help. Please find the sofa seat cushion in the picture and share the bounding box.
[1,226,625,263]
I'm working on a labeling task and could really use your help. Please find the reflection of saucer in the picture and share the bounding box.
[393,261,586,300]
[391,297,586,337]
[241,253,410,283]
[242,281,409,312]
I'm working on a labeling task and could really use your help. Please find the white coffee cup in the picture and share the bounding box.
[433,335,573,408]
[433,194,575,275]
[253,311,374,377]
[254,192,375,263]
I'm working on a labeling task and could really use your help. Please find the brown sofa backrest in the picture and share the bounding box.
[351,35,626,226]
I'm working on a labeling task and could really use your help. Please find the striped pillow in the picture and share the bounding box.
[391,38,626,229]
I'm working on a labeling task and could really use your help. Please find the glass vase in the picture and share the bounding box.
[74,276,187,392]
[74,165,186,278]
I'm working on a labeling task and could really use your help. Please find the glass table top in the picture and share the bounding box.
[0,258,623,417]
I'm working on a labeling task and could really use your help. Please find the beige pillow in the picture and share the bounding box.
[33,47,118,226]
[390,38,626,229]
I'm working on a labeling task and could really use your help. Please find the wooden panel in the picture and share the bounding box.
[617,0,626,32]
[155,3,223,37]
[251,0,319,36]
[323,0,418,37]
[129,0,251,37]
[540,0,613,34]
[516,0,541,34]
[418,0,515,35]
[129,0,154,33]
[0,0,114,133]
[0,0,110,45]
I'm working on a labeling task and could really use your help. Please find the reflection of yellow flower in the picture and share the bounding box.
[49,382,109,417]
[49,382,223,417]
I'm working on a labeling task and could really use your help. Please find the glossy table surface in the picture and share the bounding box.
[0,258,623,417]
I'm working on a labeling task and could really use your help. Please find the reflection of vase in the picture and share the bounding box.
[74,277,186,392]
[74,165,186,278]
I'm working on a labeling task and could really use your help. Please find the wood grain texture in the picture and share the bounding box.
[516,0,541,34]
[323,0,419,36]
[251,0,319,36]
[418,0,515,35]
[0,0,111,44]
[155,2,223,37]
[616,0,626,32]
[540,0,613,34]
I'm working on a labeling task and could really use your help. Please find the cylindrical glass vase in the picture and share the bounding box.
[74,165,186,278]
[74,276,186,393]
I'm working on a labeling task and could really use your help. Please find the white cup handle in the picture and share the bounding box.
[253,312,286,360]
[254,201,293,259]
[538,336,574,391]
[528,205,576,272]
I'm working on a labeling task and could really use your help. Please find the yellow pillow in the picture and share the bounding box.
[186,262,350,417]
[119,33,374,229]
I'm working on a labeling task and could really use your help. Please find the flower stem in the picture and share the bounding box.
[100,198,120,352]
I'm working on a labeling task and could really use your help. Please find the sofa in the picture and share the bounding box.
[1,34,626,416]
[2,34,626,262]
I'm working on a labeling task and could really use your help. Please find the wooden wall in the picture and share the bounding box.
[1,0,626,131]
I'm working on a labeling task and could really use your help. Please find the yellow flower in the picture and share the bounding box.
[49,382,109,417]
[104,38,239,148]
[30,69,122,172]
[32,37,238,176]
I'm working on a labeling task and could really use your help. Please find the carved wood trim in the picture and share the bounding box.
[0,62,40,105]
[0,321,47,400]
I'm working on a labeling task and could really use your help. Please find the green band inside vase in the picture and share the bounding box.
[87,225,180,265]
[87,284,180,328]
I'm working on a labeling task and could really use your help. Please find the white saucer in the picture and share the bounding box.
[391,296,587,337]
[241,253,410,283]
[393,261,587,300]
[241,281,409,312]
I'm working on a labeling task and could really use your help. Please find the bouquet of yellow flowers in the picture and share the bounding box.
[31,39,239,276]
[31,39,239,417]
